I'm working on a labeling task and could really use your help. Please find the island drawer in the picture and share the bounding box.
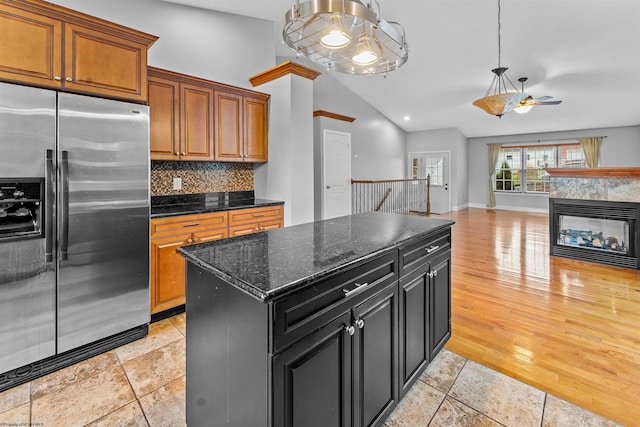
[272,250,398,353]
[398,228,451,277]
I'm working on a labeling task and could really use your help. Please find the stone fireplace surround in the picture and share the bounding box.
[547,167,640,270]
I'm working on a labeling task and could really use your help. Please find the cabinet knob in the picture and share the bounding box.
[193,236,201,243]
[345,325,355,336]
[356,318,365,329]
[65,77,72,82]
[427,271,434,279]
[181,152,186,155]
[54,76,62,81]
[175,152,180,156]
[433,269,438,277]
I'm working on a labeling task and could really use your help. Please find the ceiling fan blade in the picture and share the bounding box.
[531,100,562,105]
[533,95,554,102]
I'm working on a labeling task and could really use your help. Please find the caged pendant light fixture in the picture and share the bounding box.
[283,0,408,75]
[472,0,529,117]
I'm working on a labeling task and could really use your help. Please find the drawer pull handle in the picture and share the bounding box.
[345,325,355,336]
[343,282,369,298]
[183,223,201,228]
[356,318,365,329]
[425,245,440,254]
[252,213,266,217]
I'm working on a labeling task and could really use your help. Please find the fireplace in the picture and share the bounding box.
[550,198,639,269]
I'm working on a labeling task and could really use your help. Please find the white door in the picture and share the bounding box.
[408,151,450,214]
[323,130,351,219]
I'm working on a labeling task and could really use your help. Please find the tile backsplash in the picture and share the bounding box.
[151,161,254,195]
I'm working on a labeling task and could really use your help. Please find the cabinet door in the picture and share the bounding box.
[273,312,352,427]
[244,96,268,162]
[148,75,180,160]
[352,283,399,427]
[0,4,62,88]
[399,270,429,396]
[150,232,191,314]
[180,83,214,160]
[429,254,451,360]
[214,91,243,161]
[63,23,148,101]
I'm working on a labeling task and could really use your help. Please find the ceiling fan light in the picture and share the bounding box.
[473,92,530,117]
[514,105,533,114]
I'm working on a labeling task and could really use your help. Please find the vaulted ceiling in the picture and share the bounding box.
[160,0,640,138]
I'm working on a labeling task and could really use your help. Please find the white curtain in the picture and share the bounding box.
[487,144,501,207]
[580,137,602,167]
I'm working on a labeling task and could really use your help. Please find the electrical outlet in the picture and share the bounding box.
[173,177,182,190]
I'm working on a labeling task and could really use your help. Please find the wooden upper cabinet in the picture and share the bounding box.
[148,67,214,161]
[214,91,243,161]
[0,4,63,88]
[63,23,149,101]
[0,0,157,102]
[215,89,269,163]
[244,96,268,162]
[148,74,179,160]
[180,83,214,160]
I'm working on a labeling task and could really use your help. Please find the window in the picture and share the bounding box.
[408,153,445,185]
[494,142,585,194]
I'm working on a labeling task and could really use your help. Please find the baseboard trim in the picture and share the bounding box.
[468,203,549,214]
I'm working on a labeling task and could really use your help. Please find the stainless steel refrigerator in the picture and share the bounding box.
[0,82,150,378]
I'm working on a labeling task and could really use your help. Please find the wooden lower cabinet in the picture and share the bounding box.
[150,211,228,314]
[228,205,284,237]
[150,205,284,314]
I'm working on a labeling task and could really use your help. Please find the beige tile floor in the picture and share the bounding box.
[0,313,621,427]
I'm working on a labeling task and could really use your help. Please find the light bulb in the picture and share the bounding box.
[320,13,351,49]
[352,32,378,65]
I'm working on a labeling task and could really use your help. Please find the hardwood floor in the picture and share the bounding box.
[440,208,640,426]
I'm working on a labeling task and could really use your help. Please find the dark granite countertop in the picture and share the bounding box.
[150,191,284,218]
[178,211,454,302]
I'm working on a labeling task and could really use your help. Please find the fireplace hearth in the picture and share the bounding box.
[550,199,639,269]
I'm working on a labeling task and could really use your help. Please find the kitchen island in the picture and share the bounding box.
[179,211,454,426]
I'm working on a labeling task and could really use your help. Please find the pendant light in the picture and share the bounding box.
[283,0,408,75]
[472,0,529,117]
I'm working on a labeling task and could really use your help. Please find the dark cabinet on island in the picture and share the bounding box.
[179,212,454,427]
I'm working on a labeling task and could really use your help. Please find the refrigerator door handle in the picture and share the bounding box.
[45,149,55,263]
[60,150,69,261]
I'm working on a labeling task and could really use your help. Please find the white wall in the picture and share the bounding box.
[406,128,469,211]
[312,73,407,180]
[468,126,640,212]
[48,0,275,89]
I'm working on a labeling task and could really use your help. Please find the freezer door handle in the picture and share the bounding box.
[60,150,69,261]
[45,149,55,263]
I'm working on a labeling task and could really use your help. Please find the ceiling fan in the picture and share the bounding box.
[514,77,562,114]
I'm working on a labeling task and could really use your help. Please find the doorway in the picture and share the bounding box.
[322,130,351,219]
[408,151,450,214]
